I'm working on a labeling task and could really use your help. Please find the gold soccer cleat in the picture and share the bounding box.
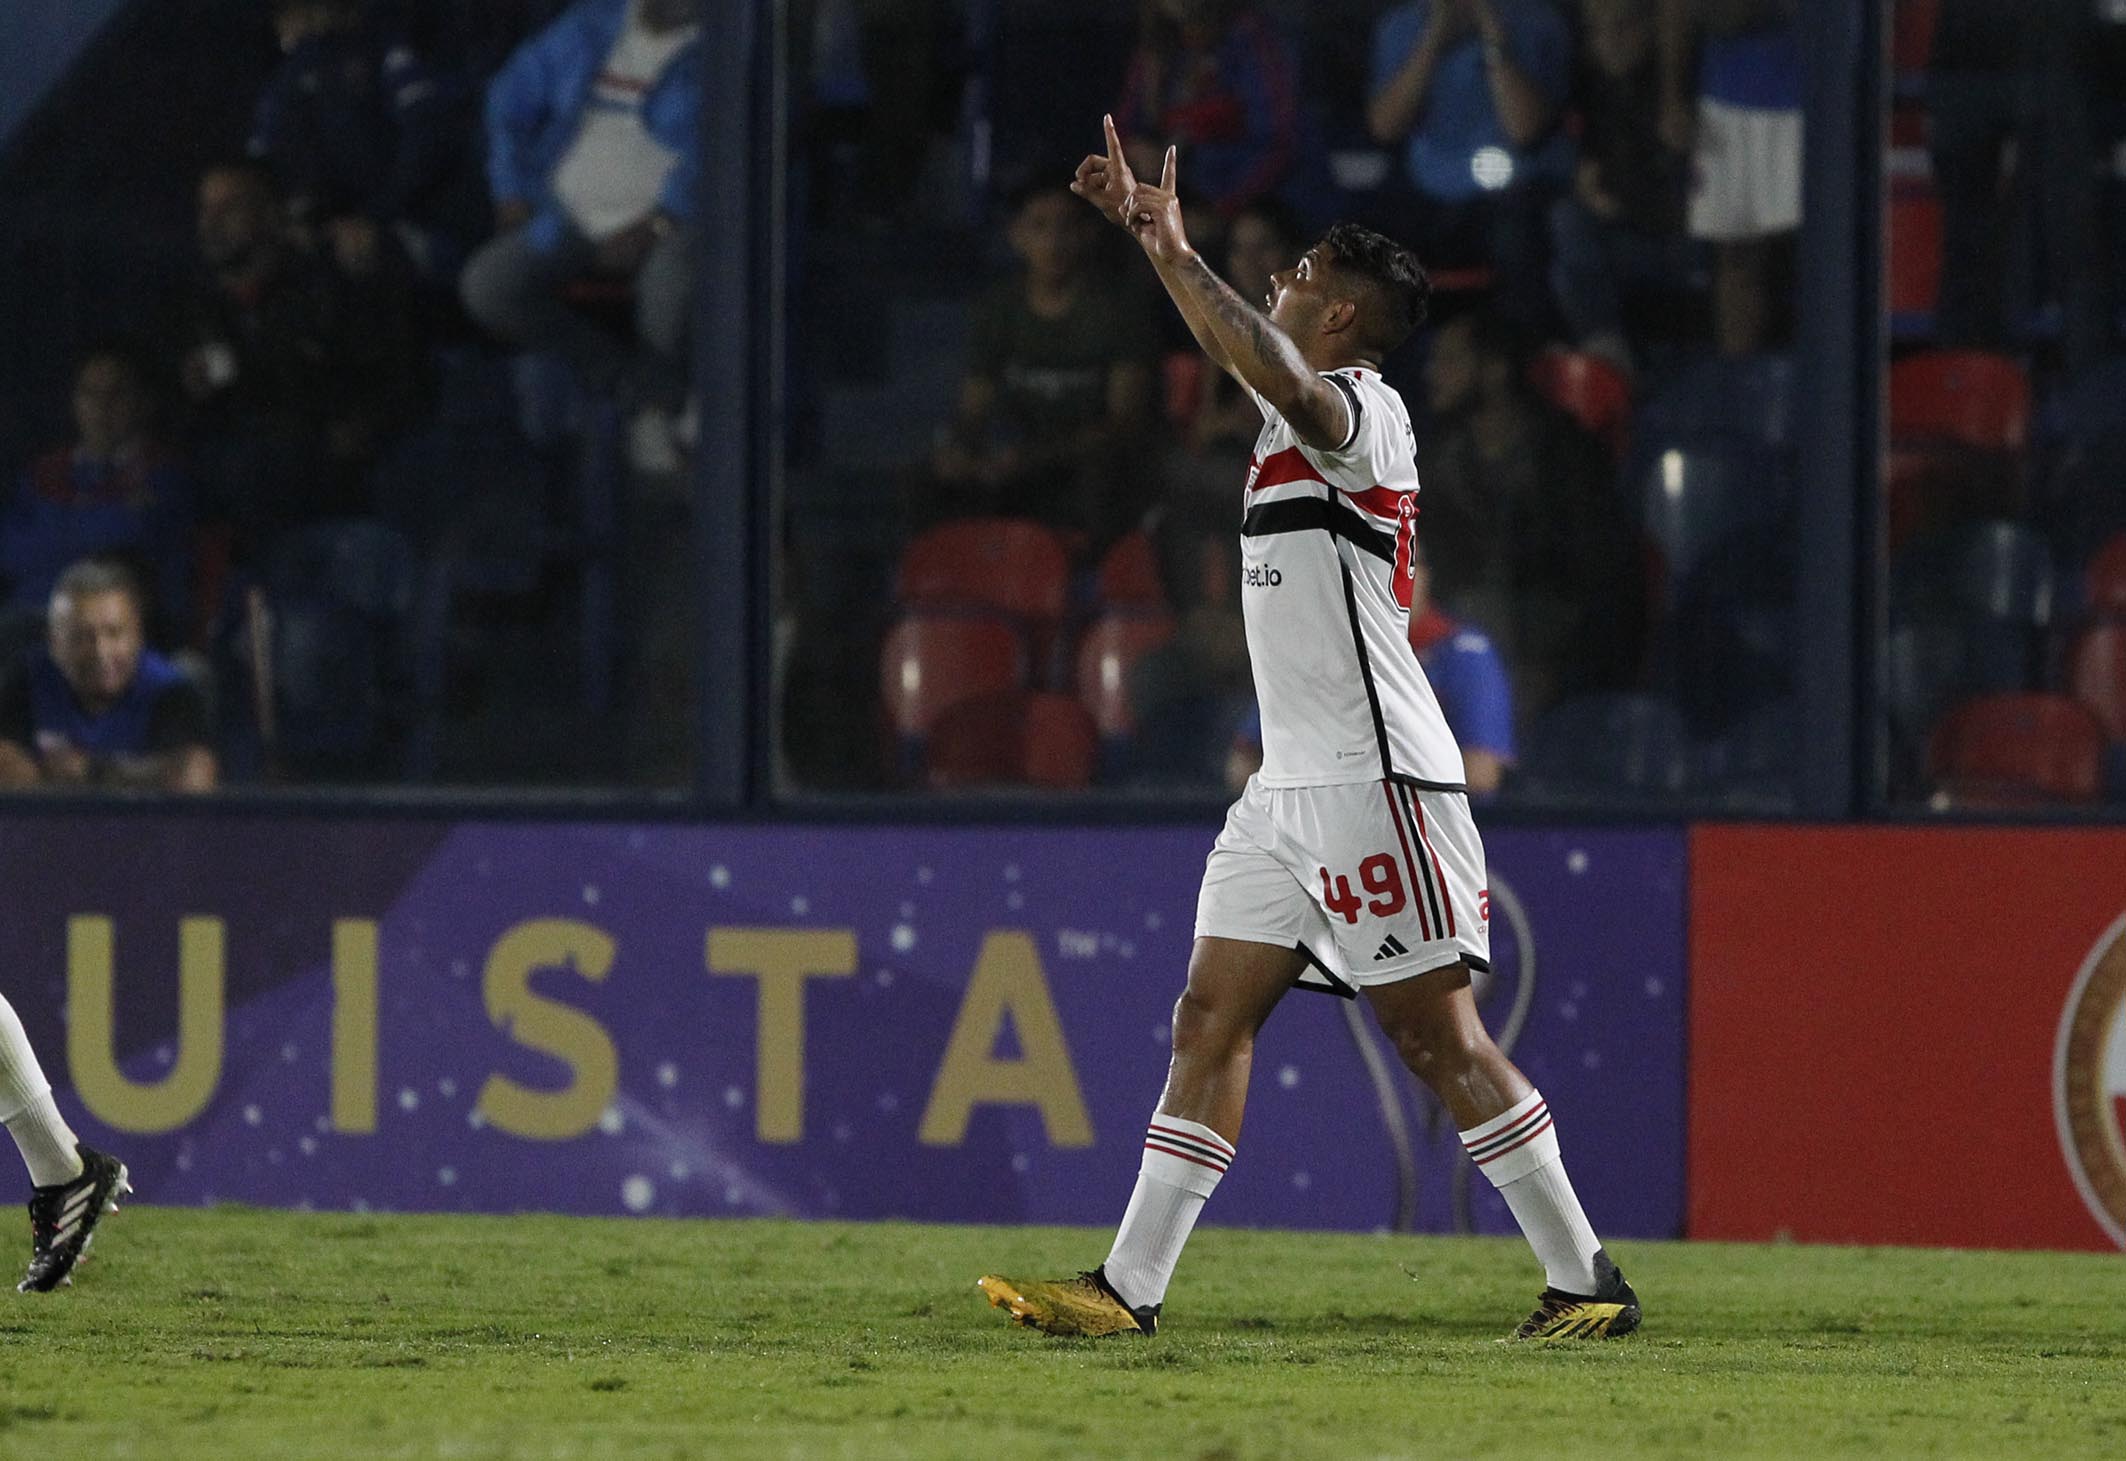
[977,1266,1158,1336]
[1509,1250,1642,1341]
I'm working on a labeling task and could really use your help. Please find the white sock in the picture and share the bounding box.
[1101,1114,1234,1309]
[0,994,83,1188]
[1460,1089,1603,1294]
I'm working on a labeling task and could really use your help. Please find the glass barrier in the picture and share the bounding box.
[778,0,1807,811]
[0,0,694,795]
[1879,0,2126,809]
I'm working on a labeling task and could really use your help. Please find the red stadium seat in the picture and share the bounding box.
[1890,351,2031,453]
[2070,623,2126,742]
[879,615,1024,740]
[1893,0,1938,74]
[1528,348,1632,460]
[1162,351,1205,431]
[1888,191,1943,320]
[1074,612,1178,737]
[1096,530,1168,609]
[2086,532,2126,619]
[898,518,1071,624]
[1927,693,2106,805]
[925,691,1098,790]
[1885,443,2021,550]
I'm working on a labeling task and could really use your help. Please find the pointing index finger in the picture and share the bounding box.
[1102,113,1133,184]
[1161,144,1176,192]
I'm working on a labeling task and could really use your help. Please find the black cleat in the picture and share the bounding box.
[18,1144,131,1294]
[1510,1248,1641,1340]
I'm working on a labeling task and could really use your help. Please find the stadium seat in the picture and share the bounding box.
[1927,693,2106,805]
[1885,443,2022,549]
[1163,352,1206,431]
[1893,0,1938,74]
[1635,352,1796,452]
[1074,611,1178,738]
[898,518,1071,624]
[1096,531,1168,609]
[1671,528,1795,733]
[925,690,1098,791]
[1884,619,1972,744]
[2069,622,2126,741]
[1520,693,1693,799]
[878,615,1024,742]
[259,519,422,773]
[1634,443,1792,586]
[1888,190,1943,322]
[1952,520,2055,628]
[2086,532,2126,618]
[1696,698,1799,801]
[1528,348,1632,460]
[1890,351,2031,453]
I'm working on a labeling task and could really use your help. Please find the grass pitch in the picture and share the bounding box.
[2,1207,2122,1459]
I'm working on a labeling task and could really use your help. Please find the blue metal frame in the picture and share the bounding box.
[694,0,772,810]
[1791,0,1880,817]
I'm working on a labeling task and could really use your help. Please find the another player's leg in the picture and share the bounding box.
[0,993,130,1292]
[1364,966,1640,1340]
[979,935,1301,1336]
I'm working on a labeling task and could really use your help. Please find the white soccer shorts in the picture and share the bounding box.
[1688,98,1803,242]
[1194,777,1491,993]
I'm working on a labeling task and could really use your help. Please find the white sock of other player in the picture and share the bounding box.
[0,993,85,1189]
[1101,1113,1235,1310]
[1460,1089,1603,1295]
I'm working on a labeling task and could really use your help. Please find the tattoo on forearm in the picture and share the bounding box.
[1180,253,1302,379]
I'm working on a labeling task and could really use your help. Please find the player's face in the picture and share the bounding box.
[1266,247,1336,334]
[49,589,144,706]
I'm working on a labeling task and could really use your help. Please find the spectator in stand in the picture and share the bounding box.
[460,0,701,409]
[1547,0,1690,370]
[1226,538,1514,796]
[1184,198,1305,468]
[915,178,1158,552]
[1657,0,1801,355]
[1404,536,1515,795]
[1925,0,2108,366]
[1415,308,1642,716]
[1128,198,1301,786]
[1367,0,1574,328]
[251,0,477,289]
[171,160,422,552]
[0,346,195,648]
[1115,1,1306,224]
[0,560,216,793]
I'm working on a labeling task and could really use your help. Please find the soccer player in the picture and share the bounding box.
[977,118,1640,1342]
[0,992,129,1291]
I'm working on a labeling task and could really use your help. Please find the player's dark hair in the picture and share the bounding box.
[1317,222,1431,358]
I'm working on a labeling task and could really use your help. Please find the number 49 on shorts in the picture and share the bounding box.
[1318,858,1492,928]
[1317,855,1408,924]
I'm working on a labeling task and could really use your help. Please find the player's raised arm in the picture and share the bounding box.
[1072,125,1231,376]
[1071,118,1349,451]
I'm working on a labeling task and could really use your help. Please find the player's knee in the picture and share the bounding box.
[1380,1013,1489,1084]
[1170,986,1251,1061]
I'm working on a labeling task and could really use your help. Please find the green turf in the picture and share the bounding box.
[3,1207,2123,1459]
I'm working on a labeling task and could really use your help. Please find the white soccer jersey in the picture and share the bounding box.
[1240,366,1465,790]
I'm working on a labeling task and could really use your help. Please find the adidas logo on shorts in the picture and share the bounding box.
[1373,934,1409,962]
